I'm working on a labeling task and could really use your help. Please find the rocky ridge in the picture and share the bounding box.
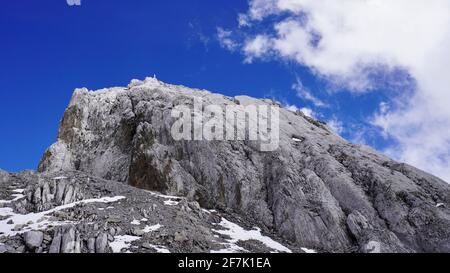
[2,77,450,253]
[0,170,298,253]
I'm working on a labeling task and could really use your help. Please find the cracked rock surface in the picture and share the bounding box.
[3,77,450,253]
[1,171,297,253]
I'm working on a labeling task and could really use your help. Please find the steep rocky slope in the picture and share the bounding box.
[23,77,450,252]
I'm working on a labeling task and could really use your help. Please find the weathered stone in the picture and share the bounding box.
[43,234,52,243]
[142,242,153,249]
[132,228,145,237]
[23,231,44,250]
[55,181,66,204]
[106,216,121,223]
[15,246,25,253]
[33,187,42,206]
[74,233,81,253]
[41,182,51,208]
[2,77,448,253]
[347,211,371,240]
[49,231,62,253]
[61,227,76,253]
[109,227,116,236]
[174,231,188,242]
[95,233,108,253]
[87,238,96,253]
[63,185,74,205]
[115,227,122,235]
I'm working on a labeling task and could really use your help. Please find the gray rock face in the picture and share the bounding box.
[23,231,44,250]
[95,233,108,253]
[0,171,293,253]
[25,177,83,212]
[60,227,76,253]
[0,244,8,254]
[49,231,62,253]
[34,77,450,252]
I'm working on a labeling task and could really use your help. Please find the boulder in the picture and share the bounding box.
[23,231,44,250]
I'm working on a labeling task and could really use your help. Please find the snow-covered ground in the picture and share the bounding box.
[110,229,167,253]
[0,185,316,253]
[147,244,170,253]
[110,235,140,253]
[163,200,179,206]
[301,247,317,253]
[130,219,141,225]
[143,224,163,233]
[0,196,125,237]
[211,217,292,253]
[147,191,180,200]
[146,190,181,206]
[0,189,25,204]
[52,176,68,180]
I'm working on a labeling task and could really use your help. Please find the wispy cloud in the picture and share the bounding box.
[292,78,327,108]
[327,117,344,135]
[284,103,315,118]
[300,107,314,118]
[187,21,210,49]
[216,27,239,51]
[242,35,272,63]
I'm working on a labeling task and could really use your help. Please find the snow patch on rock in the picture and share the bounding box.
[130,219,141,225]
[0,196,125,237]
[164,200,179,206]
[0,193,25,204]
[143,224,163,233]
[147,243,170,253]
[301,247,317,253]
[212,218,292,253]
[110,235,140,253]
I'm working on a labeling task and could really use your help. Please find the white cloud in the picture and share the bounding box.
[283,103,315,119]
[284,104,299,112]
[247,0,279,21]
[327,117,344,135]
[243,35,272,63]
[217,27,239,51]
[187,21,210,48]
[292,78,327,107]
[230,0,450,182]
[300,107,314,118]
[238,14,251,27]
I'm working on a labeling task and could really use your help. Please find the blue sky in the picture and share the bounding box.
[1,0,448,181]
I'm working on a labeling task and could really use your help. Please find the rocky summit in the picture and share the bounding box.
[1,77,450,253]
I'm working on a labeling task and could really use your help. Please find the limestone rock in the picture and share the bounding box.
[24,178,83,212]
[49,231,62,253]
[95,233,108,253]
[0,244,7,254]
[60,227,77,253]
[7,77,450,253]
[23,231,44,250]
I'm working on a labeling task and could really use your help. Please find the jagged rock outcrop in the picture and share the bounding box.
[0,171,297,253]
[24,177,84,212]
[33,77,450,252]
